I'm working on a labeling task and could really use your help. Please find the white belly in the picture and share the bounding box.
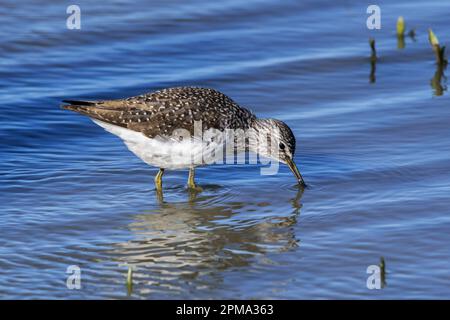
[92,119,225,170]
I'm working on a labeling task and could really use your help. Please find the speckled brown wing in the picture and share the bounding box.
[62,87,256,138]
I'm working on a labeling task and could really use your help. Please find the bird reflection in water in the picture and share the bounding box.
[109,186,304,297]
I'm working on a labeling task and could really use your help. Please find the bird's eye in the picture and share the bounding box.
[279,143,285,150]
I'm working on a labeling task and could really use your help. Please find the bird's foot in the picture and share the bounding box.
[187,168,202,192]
[187,182,203,192]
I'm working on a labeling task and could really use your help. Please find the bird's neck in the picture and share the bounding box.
[246,119,276,155]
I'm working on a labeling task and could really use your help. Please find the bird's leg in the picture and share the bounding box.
[187,167,196,188]
[187,167,201,190]
[154,168,164,191]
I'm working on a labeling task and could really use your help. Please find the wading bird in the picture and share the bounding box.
[62,87,306,191]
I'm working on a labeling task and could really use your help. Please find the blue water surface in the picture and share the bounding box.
[1,0,450,299]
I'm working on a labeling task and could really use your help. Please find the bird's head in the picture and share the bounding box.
[251,119,306,187]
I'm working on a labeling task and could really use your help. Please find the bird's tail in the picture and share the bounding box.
[61,99,129,128]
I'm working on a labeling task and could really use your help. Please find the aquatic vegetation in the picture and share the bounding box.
[370,15,448,94]
[369,38,377,60]
[369,38,377,83]
[396,16,405,37]
[126,267,133,296]
[379,257,387,288]
[428,28,448,66]
[396,16,406,49]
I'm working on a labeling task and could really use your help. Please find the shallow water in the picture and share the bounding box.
[1,0,450,299]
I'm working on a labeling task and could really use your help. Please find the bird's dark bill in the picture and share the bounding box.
[286,158,306,187]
